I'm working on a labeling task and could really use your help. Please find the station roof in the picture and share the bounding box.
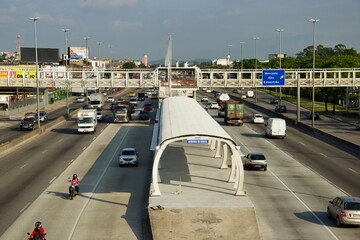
[158,96,237,146]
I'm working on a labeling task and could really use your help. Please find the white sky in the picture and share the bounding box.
[0,0,359,62]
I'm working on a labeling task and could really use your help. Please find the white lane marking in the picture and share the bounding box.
[299,142,306,146]
[49,176,56,184]
[228,127,339,239]
[20,163,27,169]
[319,153,328,158]
[42,150,48,154]
[67,126,130,240]
[348,168,359,174]
[270,169,339,240]
[82,146,86,151]
[20,202,31,213]
[92,137,96,141]
[58,138,63,143]
[68,159,74,165]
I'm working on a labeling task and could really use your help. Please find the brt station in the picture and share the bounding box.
[150,96,246,197]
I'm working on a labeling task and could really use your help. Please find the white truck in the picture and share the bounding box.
[89,93,104,110]
[77,109,97,134]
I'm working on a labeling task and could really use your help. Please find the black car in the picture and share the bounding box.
[20,117,35,130]
[275,105,287,113]
[270,98,279,104]
[138,110,150,120]
[308,111,320,120]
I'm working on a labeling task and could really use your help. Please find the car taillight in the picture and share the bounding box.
[340,211,347,217]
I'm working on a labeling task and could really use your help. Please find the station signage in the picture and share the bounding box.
[187,137,209,144]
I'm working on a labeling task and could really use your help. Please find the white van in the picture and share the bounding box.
[247,90,254,98]
[265,118,286,138]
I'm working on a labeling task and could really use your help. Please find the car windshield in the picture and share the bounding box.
[344,202,360,210]
[251,154,265,160]
[122,150,136,155]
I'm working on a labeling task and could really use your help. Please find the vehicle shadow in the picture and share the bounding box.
[51,128,78,135]
[294,211,360,228]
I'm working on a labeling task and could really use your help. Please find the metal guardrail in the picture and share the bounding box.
[0,67,359,88]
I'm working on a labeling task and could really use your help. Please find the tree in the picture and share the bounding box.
[122,61,136,69]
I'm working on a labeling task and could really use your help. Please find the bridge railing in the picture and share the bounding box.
[0,67,359,88]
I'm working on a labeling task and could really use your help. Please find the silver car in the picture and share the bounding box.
[242,152,267,171]
[327,196,360,227]
[118,148,138,167]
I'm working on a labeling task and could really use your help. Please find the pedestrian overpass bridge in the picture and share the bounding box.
[0,67,359,90]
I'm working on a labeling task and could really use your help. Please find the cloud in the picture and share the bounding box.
[79,0,138,8]
[113,20,143,31]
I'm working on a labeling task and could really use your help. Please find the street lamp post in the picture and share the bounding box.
[61,28,70,116]
[228,44,232,67]
[253,37,259,104]
[276,28,284,103]
[240,42,245,71]
[108,44,113,69]
[84,36,90,62]
[97,41,102,60]
[309,18,319,130]
[29,17,41,128]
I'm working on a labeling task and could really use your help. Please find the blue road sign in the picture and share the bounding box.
[262,69,285,86]
[187,138,209,144]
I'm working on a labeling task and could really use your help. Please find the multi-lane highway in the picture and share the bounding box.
[1,89,359,239]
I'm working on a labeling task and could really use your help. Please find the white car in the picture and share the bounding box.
[209,102,219,109]
[119,148,138,167]
[201,96,209,102]
[206,89,212,93]
[251,113,264,124]
[96,111,103,121]
[107,96,115,103]
[76,96,86,103]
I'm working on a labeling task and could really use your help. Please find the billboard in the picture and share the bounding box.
[69,47,88,60]
[21,47,59,63]
[0,65,36,79]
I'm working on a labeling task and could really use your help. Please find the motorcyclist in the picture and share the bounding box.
[69,174,80,195]
[29,221,46,240]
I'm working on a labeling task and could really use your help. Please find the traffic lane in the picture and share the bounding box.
[1,122,154,239]
[0,117,109,236]
[242,115,360,197]
[0,101,84,145]
[72,124,154,240]
[226,124,360,240]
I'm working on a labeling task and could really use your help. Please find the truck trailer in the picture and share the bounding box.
[224,100,244,126]
[77,109,97,133]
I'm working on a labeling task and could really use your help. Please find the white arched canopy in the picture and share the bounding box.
[151,96,245,196]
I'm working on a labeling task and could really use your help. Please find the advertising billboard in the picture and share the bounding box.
[20,47,59,63]
[69,47,88,60]
[0,65,36,79]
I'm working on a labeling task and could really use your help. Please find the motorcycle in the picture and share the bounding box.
[27,232,46,240]
[69,184,78,200]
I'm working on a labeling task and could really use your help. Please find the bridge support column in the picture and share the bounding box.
[215,140,221,158]
[220,143,228,169]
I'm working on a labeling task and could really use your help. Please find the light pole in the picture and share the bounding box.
[309,18,319,130]
[253,37,259,104]
[61,28,70,116]
[84,36,90,62]
[228,44,232,67]
[240,42,245,71]
[97,41,102,60]
[108,44,113,69]
[276,28,284,103]
[29,16,41,128]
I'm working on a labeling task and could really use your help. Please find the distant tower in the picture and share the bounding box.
[16,35,21,61]
[141,54,148,66]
